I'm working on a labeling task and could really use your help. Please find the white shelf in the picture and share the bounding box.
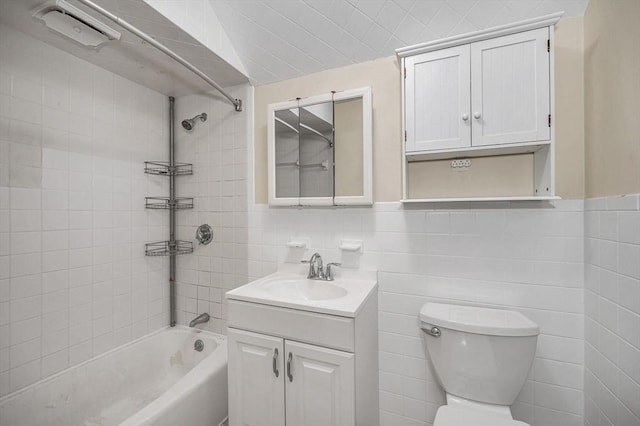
[401,196,561,204]
[405,141,551,162]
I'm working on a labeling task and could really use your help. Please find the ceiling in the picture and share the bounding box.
[208,0,590,85]
[0,0,590,95]
[0,0,249,96]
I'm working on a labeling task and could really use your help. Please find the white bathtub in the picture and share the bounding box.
[0,326,228,426]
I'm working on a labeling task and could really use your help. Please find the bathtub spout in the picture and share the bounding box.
[189,313,210,327]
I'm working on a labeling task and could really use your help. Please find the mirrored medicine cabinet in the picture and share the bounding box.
[267,87,372,206]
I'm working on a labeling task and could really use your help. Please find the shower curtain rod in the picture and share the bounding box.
[74,0,243,112]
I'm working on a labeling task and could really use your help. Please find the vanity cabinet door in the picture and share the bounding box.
[405,44,471,152]
[228,329,285,426]
[284,340,355,426]
[470,27,550,146]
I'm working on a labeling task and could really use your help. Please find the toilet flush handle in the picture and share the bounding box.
[422,326,441,337]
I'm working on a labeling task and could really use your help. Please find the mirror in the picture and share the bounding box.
[268,87,372,206]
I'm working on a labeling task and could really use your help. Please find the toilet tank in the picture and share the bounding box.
[420,303,539,406]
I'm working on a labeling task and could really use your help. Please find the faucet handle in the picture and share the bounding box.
[302,253,323,279]
[325,263,341,281]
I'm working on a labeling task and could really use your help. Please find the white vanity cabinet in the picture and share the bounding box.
[227,330,285,426]
[226,287,378,426]
[228,329,355,426]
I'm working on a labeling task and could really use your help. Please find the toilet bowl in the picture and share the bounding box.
[419,302,539,426]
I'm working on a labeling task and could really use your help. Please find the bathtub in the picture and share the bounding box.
[0,326,228,426]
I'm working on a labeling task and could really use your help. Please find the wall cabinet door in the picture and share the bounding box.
[228,329,285,426]
[284,340,355,426]
[405,45,471,152]
[470,27,550,146]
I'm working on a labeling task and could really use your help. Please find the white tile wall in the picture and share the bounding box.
[169,83,590,425]
[172,84,250,332]
[0,25,170,397]
[584,194,640,426]
[240,201,585,426]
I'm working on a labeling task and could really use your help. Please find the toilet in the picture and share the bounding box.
[419,302,539,426]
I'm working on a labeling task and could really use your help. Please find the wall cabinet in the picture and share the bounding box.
[405,28,550,153]
[398,13,563,202]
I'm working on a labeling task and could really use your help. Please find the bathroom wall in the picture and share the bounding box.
[243,200,585,426]
[253,16,586,203]
[0,25,170,397]
[254,55,401,202]
[584,195,640,426]
[242,15,589,426]
[582,1,640,424]
[172,85,251,332]
[583,0,640,198]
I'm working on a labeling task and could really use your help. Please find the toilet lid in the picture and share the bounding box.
[434,406,529,426]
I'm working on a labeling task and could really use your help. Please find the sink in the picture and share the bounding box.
[226,263,378,317]
[262,278,348,301]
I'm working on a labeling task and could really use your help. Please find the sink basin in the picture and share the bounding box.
[226,263,377,317]
[262,278,348,301]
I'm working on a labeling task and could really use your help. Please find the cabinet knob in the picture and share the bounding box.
[461,113,469,121]
[473,112,482,119]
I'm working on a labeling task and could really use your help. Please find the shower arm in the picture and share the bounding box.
[73,0,243,112]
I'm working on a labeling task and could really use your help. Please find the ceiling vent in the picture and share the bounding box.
[32,0,121,48]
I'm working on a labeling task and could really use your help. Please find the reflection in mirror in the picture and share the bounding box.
[268,86,372,206]
[299,102,334,198]
[334,97,363,197]
[274,108,300,198]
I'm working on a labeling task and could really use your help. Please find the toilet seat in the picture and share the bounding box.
[434,405,530,426]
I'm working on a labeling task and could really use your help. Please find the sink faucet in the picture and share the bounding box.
[301,254,341,281]
[189,312,210,327]
[303,253,324,279]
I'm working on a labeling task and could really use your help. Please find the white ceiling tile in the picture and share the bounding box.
[425,4,464,38]
[410,0,446,25]
[383,35,407,53]
[446,0,479,16]
[362,23,392,51]
[393,15,426,44]
[326,0,357,28]
[485,7,519,28]
[449,18,478,36]
[302,0,333,14]
[346,8,374,40]
[204,0,590,85]
[464,0,508,29]
[354,0,387,19]
[376,1,407,33]
[393,0,417,12]
[500,0,544,21]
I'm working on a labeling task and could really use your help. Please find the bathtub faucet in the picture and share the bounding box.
[189,313,210,327]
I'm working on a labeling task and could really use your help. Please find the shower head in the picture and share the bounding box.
[181,113,207,131]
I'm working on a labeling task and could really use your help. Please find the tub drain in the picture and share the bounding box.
[194,339,204,352]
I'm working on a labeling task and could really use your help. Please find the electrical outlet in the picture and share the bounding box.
[451,159,471,169]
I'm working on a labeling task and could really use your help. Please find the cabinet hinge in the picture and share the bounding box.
[404,67,406,79]
[548,114,551,127]
[404,130,407,141]
[547,39,550,53]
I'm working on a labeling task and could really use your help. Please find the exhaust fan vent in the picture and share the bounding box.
[32,0,121,48]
